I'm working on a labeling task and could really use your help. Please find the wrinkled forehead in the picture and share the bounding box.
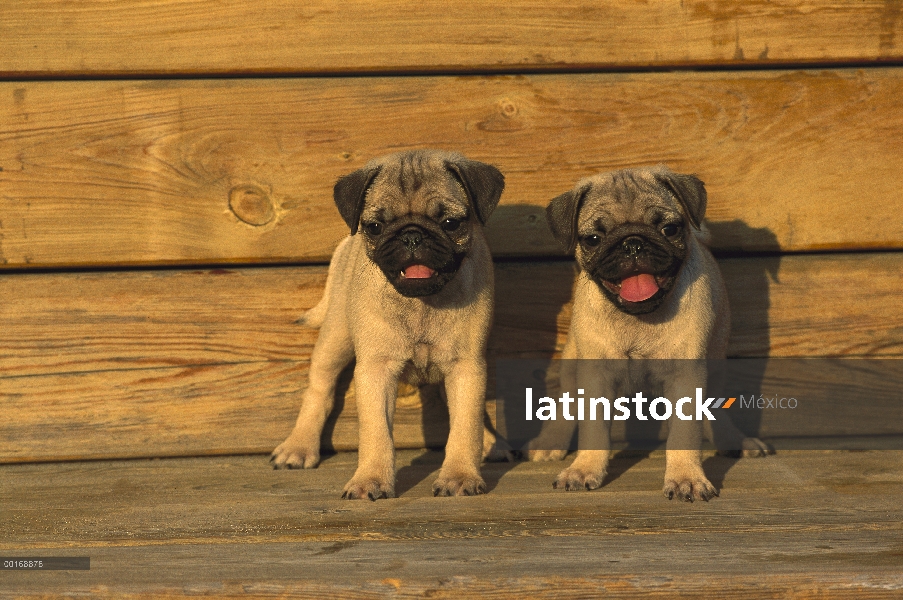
[363,156,468,221]
[577,170,680,230]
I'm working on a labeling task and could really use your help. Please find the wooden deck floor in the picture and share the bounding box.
[2,449,902,598]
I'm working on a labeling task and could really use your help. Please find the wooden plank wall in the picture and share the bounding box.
[1,1,901,463]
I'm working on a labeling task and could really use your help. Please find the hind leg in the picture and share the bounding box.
[552,359,615,491]
[705,417,770,458]
[526,340,578,462]
[704,360,769,457]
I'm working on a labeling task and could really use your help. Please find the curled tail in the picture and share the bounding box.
[297,236,353,328]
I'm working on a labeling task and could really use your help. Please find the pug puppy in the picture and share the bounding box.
[539,166,766,502]
[271,150,505,500]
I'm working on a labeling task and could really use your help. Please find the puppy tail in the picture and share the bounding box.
[299,295,329,329]
[297,236,352,329]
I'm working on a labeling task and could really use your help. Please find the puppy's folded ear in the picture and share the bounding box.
[545,185,589,254]
[654,167,707,229]
[445,160,505,225]
[333,166,382,235]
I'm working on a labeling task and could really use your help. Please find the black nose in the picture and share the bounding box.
[622,236,644,256]
[399,228,423,251]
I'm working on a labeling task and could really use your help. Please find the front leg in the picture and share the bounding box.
[433,359,487,496]
[271,320,353,469]
[341,359,404,500]
[663,365,717,502]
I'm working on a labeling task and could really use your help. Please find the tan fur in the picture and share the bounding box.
[535,166,766,502]
[271,150,504,499]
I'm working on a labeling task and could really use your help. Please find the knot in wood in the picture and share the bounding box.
[229,184,275,226]
[499,99,518,118]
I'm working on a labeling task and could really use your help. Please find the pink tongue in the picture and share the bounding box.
[619,274,659,302]
[404,265,435,279]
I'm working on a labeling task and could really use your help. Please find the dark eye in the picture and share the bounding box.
[661,224,681,237]
[582,234,601,247]
[441,218,461,232]
[363,222,383,236]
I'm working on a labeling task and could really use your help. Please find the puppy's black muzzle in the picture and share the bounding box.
[584,224,686,315]
[621,235,645,258]
[589,226,679,276]
[399,227,424,252]
[373,221,466,298]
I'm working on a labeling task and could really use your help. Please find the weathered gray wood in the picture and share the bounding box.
[1,450,901,597]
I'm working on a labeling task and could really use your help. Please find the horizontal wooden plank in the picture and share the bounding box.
[5,550,902,600]
[1,255,898,376]
[2,70,902,268]
[1,451,902,597]
[0,359,458,463]
[0,253,899,463]
[2,1,903,77]
[497,253,903,359]
[720,253,903,357]
[5,450,903,545]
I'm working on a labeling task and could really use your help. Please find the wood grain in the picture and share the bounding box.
[2,1,903,76]
[4,4,901,593]
[0,254,900,463]
[720,253,903,358]
[2,70,902,268]
[1,451,902,597]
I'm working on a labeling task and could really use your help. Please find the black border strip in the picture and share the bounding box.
[2,59,903,83]
[0,247,899,277]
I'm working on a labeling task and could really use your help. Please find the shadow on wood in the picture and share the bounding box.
[711,219,781,445]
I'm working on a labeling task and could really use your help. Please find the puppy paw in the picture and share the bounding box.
[663,476,718,502]
[341,477,394,501]
[715,436,771,458]
[553,466,606,491]
[527,449,569,462]
[432,472,486,497]
[482,432,517,462]
[741,436,771,458]
[270,433,320,469]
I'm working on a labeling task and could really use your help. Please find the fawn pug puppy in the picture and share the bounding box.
[271,150,505,500]
[539,166,766,501]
